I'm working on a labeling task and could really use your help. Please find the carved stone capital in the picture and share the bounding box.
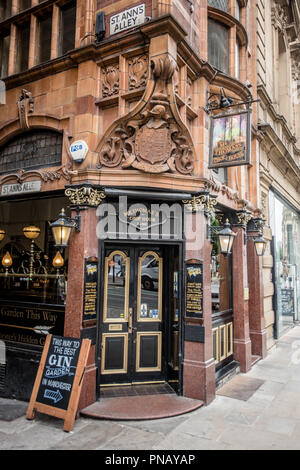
[236,210,253,227]
[65,185,106,207]
[182,194,207,213]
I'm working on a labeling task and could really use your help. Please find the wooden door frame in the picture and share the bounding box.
[95,239,184,398]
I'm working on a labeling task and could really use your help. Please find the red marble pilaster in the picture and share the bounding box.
[232,226,252,372]
[183,210,215,404]
[64,207,98,409]
[247,234,267,358]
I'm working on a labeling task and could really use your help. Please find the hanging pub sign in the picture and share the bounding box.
[26,334,91,432]
[208,109,251,169]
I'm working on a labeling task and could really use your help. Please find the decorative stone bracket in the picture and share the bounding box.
[17,89,34,130]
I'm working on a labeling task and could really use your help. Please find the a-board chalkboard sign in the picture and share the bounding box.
[26,335,91,432]
[186,262,203,319]
[83,259,98,320]
[281,288,294,316]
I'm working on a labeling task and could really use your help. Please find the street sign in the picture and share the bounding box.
[26,334,91,432]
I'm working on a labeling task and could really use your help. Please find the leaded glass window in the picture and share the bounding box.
[207,0,228,13]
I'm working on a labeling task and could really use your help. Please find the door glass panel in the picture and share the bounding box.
[138,252,162,321]
[103,251,129,322]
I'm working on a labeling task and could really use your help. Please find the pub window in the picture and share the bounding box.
[211,221,232,314]
[0,33,9,78]
[0,0,12,21]
[36,13,52,64]
[0,130,63,174]
[58,1,76,56]
[15,21,30,73]
[18,0,31,12]
[0,197,69,307]
[208,18,229,74]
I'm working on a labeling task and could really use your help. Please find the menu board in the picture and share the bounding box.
[26,334,91,432]
[83,260,98,320]
[186,263,203,319]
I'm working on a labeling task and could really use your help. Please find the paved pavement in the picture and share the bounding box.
[1,325,300,451]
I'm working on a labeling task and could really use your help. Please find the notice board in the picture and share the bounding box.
[26,334,91,432]
[185,262,203,319]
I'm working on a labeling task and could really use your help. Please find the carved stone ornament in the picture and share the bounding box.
[128,55,148,90]
[65,186,106,207]
[182,195,207,213]
[102,64,119,97]
[17,89,34,130]
[182,194,217,214]
[98,55,195,175]
[237,210,252,227]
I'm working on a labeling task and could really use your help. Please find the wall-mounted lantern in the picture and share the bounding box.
[50,209,81,248]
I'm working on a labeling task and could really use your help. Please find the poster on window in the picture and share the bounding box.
[208,110,251,168]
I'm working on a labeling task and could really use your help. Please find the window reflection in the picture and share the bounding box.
[105,252,128,321]
[139,253,162,320]
[211,236,232,313]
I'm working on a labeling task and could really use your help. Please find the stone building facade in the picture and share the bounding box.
[256,0,300,348]
[0,0,269,411]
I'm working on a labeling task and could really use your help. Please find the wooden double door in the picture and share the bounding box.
[100,244,180,386]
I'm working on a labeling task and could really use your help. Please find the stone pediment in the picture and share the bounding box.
[97,55,195,176]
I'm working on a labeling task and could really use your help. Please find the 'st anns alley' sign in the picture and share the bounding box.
[110,4,146,35]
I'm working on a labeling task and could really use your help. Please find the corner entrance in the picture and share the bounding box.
[98,244,181,390]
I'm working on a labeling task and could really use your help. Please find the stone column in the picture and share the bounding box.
[247,228,267,358]
[182,199,215,404]
[232,224,252,373]
[64,185,106,410]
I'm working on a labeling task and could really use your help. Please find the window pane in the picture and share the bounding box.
[16,22,30,73]
[211,230,232,313]
[18,0,31,12]
[235,0,240,20]
[37,15,52,64]
[208,19,229,74]
[105,252,128,321]
[59,1,76,55]
[0,34,9,78]
[235,40,240,79]
[0,1,12,20]
[207,0,228,13]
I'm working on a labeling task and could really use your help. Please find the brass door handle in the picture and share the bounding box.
[128,307,133,333]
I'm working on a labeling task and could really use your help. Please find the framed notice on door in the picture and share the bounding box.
[185,262,203,319]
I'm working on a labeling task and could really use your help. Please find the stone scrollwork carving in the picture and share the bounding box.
[98,55,194,175]
[128,55,148,90]
[102,64,119,97]
[65,186,106,207]
[17,89,34,130]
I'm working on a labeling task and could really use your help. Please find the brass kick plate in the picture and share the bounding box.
[109,324,122,331]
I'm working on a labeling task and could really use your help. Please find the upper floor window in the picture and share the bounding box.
[36,13,52,64]
[207,0,228,13]
[208,18,229,74]
[18,0,31,13]
[235,0,240,21]
[0,33,9,78]
[15,20,30,73]
[59,1,76,56]
[0,0,12,21]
